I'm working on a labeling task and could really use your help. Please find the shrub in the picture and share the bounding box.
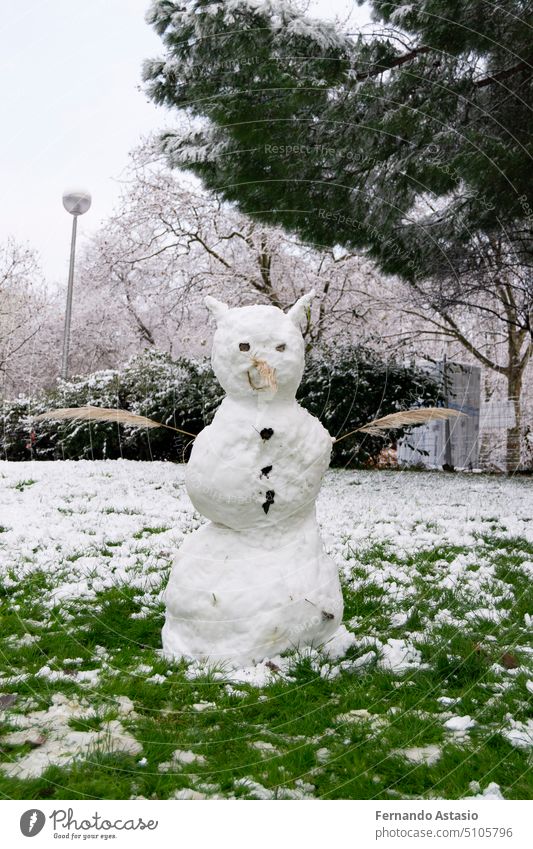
[299,345,442,467]
[1,351,222,462]
[1,346,441,466]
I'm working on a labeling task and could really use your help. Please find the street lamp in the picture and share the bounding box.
[61,189,92,380]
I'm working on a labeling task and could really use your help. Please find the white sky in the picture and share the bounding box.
[0,1,370,283]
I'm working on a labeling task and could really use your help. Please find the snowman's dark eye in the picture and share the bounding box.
[276,343,286,352]
[239,342,250,351]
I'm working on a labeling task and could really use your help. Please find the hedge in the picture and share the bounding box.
[1,347,441,466]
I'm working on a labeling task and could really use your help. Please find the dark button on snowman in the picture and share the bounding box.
[162,291,343,665]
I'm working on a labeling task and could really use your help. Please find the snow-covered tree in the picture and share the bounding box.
[0,238,49,399]
[67,145,384,362]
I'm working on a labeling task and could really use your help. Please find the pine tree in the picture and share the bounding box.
[143,0,531,277]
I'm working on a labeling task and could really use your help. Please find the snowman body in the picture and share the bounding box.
[162,296,343,666]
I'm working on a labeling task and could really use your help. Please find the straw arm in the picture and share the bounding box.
[333,408,464,445]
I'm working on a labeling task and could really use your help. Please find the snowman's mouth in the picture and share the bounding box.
[248,358,277,392]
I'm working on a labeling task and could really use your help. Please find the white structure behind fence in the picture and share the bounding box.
[397,362,481,470]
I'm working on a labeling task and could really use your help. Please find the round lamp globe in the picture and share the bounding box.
[62,190,92,216]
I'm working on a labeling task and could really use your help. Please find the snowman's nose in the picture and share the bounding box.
[248,357,277,391]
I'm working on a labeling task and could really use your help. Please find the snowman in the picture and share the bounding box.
[162,291,343,666]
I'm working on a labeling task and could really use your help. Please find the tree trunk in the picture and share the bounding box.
[506,370,523,473]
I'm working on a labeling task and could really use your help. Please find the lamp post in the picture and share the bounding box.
[61,189,91,380]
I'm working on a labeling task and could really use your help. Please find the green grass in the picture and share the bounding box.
[0,530,531,801]
[11,479,37,492]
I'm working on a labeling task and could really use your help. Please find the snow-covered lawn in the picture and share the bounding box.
[0,461,531,799]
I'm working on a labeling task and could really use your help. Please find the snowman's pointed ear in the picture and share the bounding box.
[205,295,229,324]
[287,290,315,330]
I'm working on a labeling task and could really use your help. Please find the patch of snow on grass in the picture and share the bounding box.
[444,715,476,737]
[501,717,533,750]
[172,788,208,799]
[394,745,441,766]
[251,740,278,754]
[379,639,423,673]
[466,781,505,800]
[323,624,357,658]
[352,650,377,669]
[0,694,141,779]
[158,749,206,770]
[234,776,315,800]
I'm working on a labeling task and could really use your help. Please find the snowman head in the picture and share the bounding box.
[205,292,314,401]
